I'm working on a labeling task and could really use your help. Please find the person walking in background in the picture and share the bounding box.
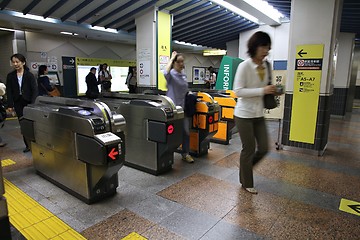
[163,51,194,163]
[86,67,101,99]
[99,63,112,92]
[37,65,54,96]
[0,81,7,147]
[205,66,217,89]
[126,66,137,93]
[6,53,38,153]
[233,31,278,194]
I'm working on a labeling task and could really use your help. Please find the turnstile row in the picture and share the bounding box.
[20,93,220,203]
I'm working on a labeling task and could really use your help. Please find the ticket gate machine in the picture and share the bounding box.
[190,92,220,156]
[21,96,126,204]
[100,92,184,175]
[207,90,237,145]
[190,89,237,145]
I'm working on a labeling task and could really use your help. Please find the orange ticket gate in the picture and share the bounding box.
[189,92,220,156]
[210,90,237,145]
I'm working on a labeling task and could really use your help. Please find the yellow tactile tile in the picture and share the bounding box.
[3,178,87,240]
[56,229,87,240]
[1,159,16,167]
[121,232,147,240]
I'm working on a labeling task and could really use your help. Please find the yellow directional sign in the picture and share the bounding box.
[290,44,324,144]
[339,198,360,217]
[296,45,324,59]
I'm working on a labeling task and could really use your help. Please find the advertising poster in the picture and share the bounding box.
[192,67,206,84]
[289,44,324,144]
[157,11,171,91]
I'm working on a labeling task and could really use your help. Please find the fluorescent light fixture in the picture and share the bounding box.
[174,40,204,48]
[60,31,78,36]
[0,27,16,32]
[203,49,227,56]
[90,26,118,34]
[10,11,57,23]
[243,0,284,19]
[210,0,259,23]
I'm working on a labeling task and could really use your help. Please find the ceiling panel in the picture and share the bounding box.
[2,0,359,49]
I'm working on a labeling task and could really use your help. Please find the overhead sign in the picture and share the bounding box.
[290,44,324,144]
[339,198,360,217]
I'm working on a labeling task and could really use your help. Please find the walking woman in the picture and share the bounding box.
[6,53,38,152]
[37,65,54,96]
[163,51,194,163]
[233,31,277,194]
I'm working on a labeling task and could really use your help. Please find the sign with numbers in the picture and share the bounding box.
[264,70,287,120]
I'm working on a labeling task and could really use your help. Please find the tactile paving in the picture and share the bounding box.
[2,159,86,240]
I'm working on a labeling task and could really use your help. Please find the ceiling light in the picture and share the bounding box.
[243,0,284,20]
[0,27,16,32]
[10,11,57,23]
[210,0,259,23]
[173,40,204,48]
[203,49,227,56]
[90,26,118,34]
[60,31,78,36]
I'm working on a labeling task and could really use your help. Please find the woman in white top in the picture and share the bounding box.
[233,31,277,194]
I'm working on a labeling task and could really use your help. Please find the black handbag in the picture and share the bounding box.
[263,61,277,109]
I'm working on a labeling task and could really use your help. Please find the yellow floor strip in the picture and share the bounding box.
[122,232,147,240]
[1,159,16,167]
[3,178,86,240]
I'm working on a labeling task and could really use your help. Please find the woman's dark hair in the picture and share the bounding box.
[171,53,184,69]
[38,65,48,76]
[128,66,136,74]
[247,31,271,58]
[10,53,28,69]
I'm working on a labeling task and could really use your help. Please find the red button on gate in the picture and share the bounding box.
[208,116,213,123]
[167,124,174,134]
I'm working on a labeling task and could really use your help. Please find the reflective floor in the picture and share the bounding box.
[1,106,360,240]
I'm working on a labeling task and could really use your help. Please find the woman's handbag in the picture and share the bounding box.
[263,61,277,109]
[41,82,60,97]
[48,86,60,97]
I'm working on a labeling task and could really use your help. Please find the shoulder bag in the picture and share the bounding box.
[263,61,277,109]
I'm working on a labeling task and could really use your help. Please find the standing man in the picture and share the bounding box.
[86,67,101,99]
[99,63,112,92]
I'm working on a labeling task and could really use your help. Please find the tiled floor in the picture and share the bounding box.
[1,106,360,240]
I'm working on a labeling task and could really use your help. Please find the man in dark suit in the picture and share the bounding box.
[85,67,101,99]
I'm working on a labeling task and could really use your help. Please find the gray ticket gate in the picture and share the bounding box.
[21,96,126,204]
[100,92,184,175]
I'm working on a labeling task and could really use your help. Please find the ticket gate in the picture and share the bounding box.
[208,90,237,145]
[21,96,126,204]
[190,89,237,145]
[189,92,220,156]
[100,92,184,175]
